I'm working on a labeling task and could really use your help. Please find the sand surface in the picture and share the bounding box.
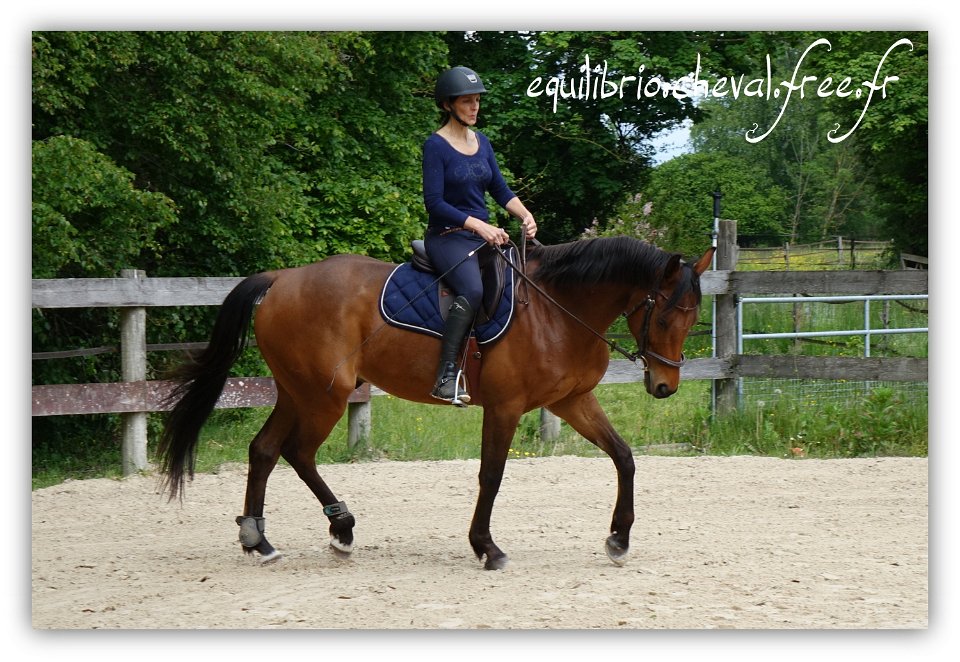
[31,455,927,630]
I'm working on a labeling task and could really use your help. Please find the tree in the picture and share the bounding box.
[32,136,177,279]
[690,90,881,244]
[643,151,790,258]
[33,31,448,276]
[810,31,928,254]
[687,31,926,251]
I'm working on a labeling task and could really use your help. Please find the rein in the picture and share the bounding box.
[494,243,690,371]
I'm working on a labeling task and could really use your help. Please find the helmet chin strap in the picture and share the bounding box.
[444,100,471,127]
[448,109,470,127]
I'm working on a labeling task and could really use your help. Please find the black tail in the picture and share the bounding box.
[157,272,276,500]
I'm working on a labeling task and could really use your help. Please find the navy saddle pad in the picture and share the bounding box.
[379,245,517,345]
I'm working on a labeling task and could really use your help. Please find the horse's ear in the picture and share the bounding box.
[661,253,683,281]
[691,246,716,276]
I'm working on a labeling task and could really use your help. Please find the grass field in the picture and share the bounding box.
[31,374,925,490]
[182,377,926,480]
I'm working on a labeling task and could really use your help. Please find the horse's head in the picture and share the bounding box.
[625,246,714,398]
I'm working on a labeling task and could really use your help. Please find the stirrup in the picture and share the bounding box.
[431,367,471,407]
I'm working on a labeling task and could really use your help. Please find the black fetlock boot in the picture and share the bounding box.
[431,295,475,405]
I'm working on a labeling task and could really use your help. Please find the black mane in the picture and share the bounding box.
[529,236,669,287]
[528,236,702,309]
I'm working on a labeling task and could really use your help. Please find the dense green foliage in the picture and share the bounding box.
[32,30,927,476]
[643,151,790,257]
[33,31,447,274]
[32,136,178,279]
[643,31,927,254]
[813,32,928,254]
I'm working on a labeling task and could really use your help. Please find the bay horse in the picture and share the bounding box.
[158,236,714,569]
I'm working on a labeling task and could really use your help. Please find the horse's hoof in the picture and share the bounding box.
[330,536,354,557]
[605,536,629,566]
[259,549,283,565]
[483,552,509,570]
[242,535,281,564]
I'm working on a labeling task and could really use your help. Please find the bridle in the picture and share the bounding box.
[623,290,697,369]
[493,243,696,372]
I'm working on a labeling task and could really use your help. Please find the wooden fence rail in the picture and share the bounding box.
[32,224,928,475]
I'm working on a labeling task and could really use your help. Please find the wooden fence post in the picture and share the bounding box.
[540,408,560,442]
[714,221,739,415]
[120,269,148,475]
[347,383,371,450]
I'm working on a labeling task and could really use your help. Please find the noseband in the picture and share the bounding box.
[623,290,696,370]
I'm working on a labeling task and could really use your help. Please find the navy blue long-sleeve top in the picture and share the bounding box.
[422,131,516,232]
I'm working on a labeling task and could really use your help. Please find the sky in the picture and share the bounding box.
[651,121,693,164]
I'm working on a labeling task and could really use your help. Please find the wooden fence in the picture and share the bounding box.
[737,237,893,271]
[32,221,928,475]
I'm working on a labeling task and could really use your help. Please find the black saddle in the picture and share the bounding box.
[410,239,516,326]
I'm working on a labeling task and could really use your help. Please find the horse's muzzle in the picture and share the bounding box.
[644,369,677,399]
[653,382,675,399]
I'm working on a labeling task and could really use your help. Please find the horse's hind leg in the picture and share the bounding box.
[280,400,357,557]
[238,396,297,563]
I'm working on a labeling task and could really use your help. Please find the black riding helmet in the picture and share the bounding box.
[435,66,487,126]
[434,66,487,107]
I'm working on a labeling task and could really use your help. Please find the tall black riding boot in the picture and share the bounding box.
[431,295,475,405]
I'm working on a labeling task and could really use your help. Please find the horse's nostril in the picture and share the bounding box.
[655,383,672,398]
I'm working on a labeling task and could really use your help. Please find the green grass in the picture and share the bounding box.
[182,378,926,478]
[31,372,928,491]
[704,383,927,458]
[32,415,129,490]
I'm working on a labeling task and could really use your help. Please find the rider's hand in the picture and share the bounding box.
[466,218,509,246]
[521,214,537,239]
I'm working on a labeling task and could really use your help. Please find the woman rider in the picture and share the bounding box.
[422,66,538,404]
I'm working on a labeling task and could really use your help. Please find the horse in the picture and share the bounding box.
[158,236,715,569]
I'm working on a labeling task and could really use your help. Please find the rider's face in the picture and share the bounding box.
[447,94,480,125]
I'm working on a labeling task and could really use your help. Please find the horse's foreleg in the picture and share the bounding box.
[547,392,635,566]
[280,403,356,557]
[469,409,521,570]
